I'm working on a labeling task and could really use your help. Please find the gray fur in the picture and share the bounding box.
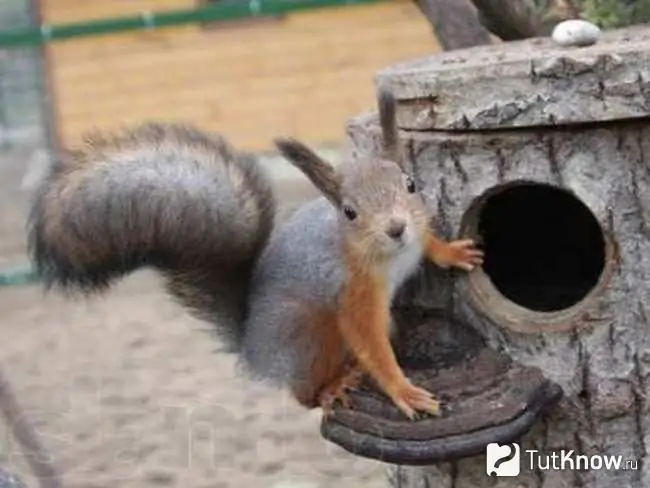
[27,123,275,349]
[27,90,432,407]
[377,86,405,170]
[243,197,347,383]
[242,189,427,387]
[274,138,342,207]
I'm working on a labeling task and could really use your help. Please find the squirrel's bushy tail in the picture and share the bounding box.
[27,123,276,349]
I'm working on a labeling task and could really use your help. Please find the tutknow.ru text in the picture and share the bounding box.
[525,449,639,471]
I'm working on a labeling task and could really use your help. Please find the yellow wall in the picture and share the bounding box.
[42,0,440,152]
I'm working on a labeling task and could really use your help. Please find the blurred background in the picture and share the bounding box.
[0,0,441,274]
[0,0,647,487]
[0,1,438,487]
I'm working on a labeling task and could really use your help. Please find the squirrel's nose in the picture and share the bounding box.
[386,219,406,240]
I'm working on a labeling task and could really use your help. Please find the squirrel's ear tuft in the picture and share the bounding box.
[377,86,406,171]
[274,138,342,207]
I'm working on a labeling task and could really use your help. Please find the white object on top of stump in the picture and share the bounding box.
[552,19,601,47]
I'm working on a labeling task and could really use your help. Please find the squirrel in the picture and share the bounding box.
[27,88,483,419]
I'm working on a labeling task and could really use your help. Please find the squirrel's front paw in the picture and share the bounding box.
[388,381,441,420]
[436,239,484,272]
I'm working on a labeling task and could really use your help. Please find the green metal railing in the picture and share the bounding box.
[0,266,39,286]
[0,0,380,49]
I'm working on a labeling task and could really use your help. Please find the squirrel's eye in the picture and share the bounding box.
[343,205,357,221]
[405,176,416,193]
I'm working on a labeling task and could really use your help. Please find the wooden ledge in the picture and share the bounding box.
[319,309,563,465]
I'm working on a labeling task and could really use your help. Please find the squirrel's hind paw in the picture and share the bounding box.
[318,368,364,415]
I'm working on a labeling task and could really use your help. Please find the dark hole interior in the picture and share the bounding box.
[478,183,606,312]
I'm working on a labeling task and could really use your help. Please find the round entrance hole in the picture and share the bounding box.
[461,181,615,332]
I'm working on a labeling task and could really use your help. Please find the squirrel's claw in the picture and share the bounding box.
[389,381,441,420]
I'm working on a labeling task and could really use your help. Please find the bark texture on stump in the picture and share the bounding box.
[345,25,650,488]
[377,25,650,131]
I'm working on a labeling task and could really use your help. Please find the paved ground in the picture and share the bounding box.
[0,149,388,488]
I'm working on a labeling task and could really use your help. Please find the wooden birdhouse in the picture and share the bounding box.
[320,24,650,488]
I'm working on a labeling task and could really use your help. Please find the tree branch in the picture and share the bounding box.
[471,0,542,40]
[411,0,494,50]
[0,369,62,488]
[471,0,581,41]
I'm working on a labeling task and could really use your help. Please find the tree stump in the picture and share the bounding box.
[344,24,650,488]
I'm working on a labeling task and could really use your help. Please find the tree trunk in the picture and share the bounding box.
[410,0,494,50]
[345,25,650,487]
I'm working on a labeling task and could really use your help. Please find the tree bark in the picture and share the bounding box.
[376,25,650,131]
[471,0,542,40]
[410,0,494,50]
[470,0,580,40]
[345,24,650,488]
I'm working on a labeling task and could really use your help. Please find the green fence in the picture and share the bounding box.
[0,0,379,49]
